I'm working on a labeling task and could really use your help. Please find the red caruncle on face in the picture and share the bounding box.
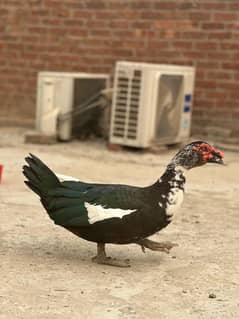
[193,143,224,162]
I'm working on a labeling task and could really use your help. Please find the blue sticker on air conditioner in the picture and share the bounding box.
[184,105,191,113]
[185,94,192,102]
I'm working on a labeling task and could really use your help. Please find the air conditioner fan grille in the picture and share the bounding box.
[112,69,141,140]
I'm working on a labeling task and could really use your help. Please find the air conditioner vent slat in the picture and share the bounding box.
[115,107,127,112]
[130,94,140,99]
[129,116,138,121]
[114,125,125,131]
[129,114,138,119]
[129,106,139,111]
[115,108,127,112]
[116,95,127,99]
[116,98,127,103]
[115,103,127,108]
[131,89,140,94]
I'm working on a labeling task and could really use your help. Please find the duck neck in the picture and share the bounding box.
[158,164,186,190]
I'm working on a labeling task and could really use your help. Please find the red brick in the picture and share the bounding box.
[199,2,227,10]
[80,56,104,64]
[173,41,192,49]
[227,22,239,30]
[63,19,85,27]
[130,2,152,9]
[28,26,47,34]
[85,39,110,47]
[232,111,239,119]
[68,29,88,37]
[207,71,232,81]
[206,91,230,100]
[190,12,211,21]
[85,1,106,10]
[7,43,25,51]
[230,91,239,99]
[196,42,218,50]
[222,62,239,70]
[59,54,82,62]
[153,21,194,31]
[73,11,94,19]
[208,32,232,40]
[121,11,141,19]
[0,8,9,15]
[147,40,169,49]
[44,0,60,6]
[220,42,239,50]
[2,51,18,59]
[108,2,129,10]
[153,21,172,29]
[85,20,107,28]
[197,80,218,89]
[89,29,111,37]
[208,52,231,60]
[131,21,151,29]
[42,18,63,26]
[154,2,179,10]
[112,30,135,38]
[213,13,238,21]
[197,60,220,70]
[31,8,50,16]
[181,31,207,40]
[227,2,239,10]
[218,82,239,90]
[184,51,205,59]
[140,12,159,19]
[111,48,134,57]
[94,11,118,20]
[201,22,225,30]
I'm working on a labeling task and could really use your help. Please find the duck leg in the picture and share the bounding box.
[137,238,178,254]
[92,243,130,267]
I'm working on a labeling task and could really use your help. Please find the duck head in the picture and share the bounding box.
[169,141,224,170]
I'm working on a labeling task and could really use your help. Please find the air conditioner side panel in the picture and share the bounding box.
[56,78,74,141]
[177,71,195,140]
[36,75,59,136]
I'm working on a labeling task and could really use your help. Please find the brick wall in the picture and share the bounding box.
[0,0,239,139]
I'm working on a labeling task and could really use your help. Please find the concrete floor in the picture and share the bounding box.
[1,127,239,319]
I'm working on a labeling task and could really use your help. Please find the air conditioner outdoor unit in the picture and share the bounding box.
[110,61,195,148]
[36,71,110,141]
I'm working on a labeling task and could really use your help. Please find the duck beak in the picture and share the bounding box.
[207,150,225,165]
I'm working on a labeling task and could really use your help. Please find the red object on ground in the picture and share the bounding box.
[0,164,3,183]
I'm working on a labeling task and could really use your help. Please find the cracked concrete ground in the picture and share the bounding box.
[0,127,239,319]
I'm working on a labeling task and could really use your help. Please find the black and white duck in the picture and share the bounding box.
[23,141,224,267]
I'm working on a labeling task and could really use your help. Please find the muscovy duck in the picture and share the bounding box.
[23,141,224,267]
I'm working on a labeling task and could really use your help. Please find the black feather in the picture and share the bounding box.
[24,181,41,196]
[23,154,60,197]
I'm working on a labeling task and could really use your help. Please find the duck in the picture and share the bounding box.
[22,141,224,267]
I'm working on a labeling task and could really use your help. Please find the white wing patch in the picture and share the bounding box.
[84,202,136,224]
[56,173,80,182]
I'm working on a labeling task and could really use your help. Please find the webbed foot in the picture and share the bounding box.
[92,243,131,267]
[138,239,178,254]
